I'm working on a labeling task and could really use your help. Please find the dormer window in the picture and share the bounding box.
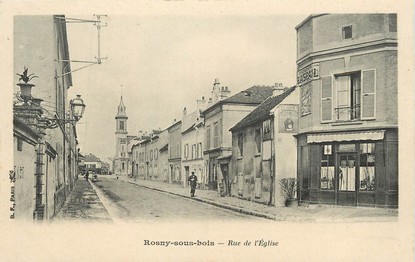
[342,25,352,39]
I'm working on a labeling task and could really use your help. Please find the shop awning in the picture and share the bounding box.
[307,130,385,143]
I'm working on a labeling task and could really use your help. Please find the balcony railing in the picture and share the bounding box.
[334,105,361,121]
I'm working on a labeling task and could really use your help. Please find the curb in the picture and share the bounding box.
[120,179,278,221]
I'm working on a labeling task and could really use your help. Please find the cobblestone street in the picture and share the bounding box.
[53,179,112,223]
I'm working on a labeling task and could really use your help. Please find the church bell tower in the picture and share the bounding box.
[114,96,128,175]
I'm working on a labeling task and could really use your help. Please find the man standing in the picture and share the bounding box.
[188,171,198,197]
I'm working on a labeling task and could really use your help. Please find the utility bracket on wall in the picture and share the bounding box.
[55,14,107,79]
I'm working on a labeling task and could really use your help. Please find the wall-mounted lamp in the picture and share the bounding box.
[43,95,86,129]
[15,67,86,129]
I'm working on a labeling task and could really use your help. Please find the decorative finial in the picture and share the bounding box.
[17,66,38,83]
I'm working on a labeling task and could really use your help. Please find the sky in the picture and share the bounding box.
[66,14,306,162]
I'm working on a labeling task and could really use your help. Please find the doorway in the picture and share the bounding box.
[184,166,190,188]
[220,164,230,196]
[336,153,357,206]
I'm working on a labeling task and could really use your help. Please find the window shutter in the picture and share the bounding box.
[321,76,333,122]
[361,69,376,119]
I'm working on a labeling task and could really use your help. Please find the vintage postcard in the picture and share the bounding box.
[0,1,413,261]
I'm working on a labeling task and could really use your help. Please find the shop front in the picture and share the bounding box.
[297,129,398,208]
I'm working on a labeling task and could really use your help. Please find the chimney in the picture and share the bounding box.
[273,82,285,96]
[212,78,221,103]
[220,86,231,99]
[183,107,187,118]
[197,96,207,113]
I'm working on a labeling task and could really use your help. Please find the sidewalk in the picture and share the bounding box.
[118,176,398,223]
[53,179,112,223]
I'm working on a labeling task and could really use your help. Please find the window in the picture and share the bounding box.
[17,138,23,151]
[192,144,196,159]
[155,149,158,160]
[199,143,202,158]
[150,150,153,160]
[320,145,335,190]
[254,129,261,153]
[184,144,189,159]
[213,122,219,148]
[359,143,376,191]
[237,133,243,157]
[342,25,352,39]
[321,70,376,122]
[122,163,125,170]
[119,120,125,130]
[335,72,361,121]
[206,126,211,150]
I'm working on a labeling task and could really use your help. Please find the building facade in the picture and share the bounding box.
[113,96,129,176]
[84,153,102,174]
[133,135,151,180]
[13,15,79,220]
[296,14,398,208]
[167,120,182,185]
[181,97,207,189]
[230,86,299,206]
[202,80,274,191]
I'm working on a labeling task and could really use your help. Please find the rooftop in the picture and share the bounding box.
[84,153,100,162]
[202,85,275,115]
[230,85,297,132]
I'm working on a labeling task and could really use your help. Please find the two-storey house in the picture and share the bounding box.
[201,79,274,191]
[296,14,398,208]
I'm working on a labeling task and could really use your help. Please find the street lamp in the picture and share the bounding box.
[43,95,86,129]
[70,95,86,121]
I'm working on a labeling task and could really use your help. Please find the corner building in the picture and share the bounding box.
[296,14,398,208]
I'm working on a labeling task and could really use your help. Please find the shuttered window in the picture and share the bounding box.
[361,69,376,119]
[321,76,333,122]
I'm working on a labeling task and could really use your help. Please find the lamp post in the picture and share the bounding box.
[70,95,86,121]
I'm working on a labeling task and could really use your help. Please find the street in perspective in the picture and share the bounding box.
[11,14,399,224]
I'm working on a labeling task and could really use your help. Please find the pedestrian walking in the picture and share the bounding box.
[85,171,90,182]
[188,172,198,197]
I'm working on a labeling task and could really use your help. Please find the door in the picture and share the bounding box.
[184,166,190,188]
[336,153,357,206]
[220,164,230,196]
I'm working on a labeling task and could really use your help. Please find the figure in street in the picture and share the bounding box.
[188,171,198,197]
[85,171,90,182]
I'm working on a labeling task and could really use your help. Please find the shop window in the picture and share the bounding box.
[320,145,334,190]
[342,25,352,39]
[237,133,244,157]
[254,128,261,153]
[359,143,376,191]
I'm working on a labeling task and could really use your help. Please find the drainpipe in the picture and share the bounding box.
[35,138,45,220]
